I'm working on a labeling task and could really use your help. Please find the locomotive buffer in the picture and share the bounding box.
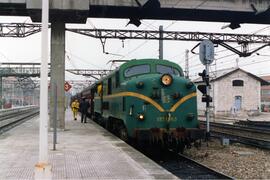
[198,40,215,140]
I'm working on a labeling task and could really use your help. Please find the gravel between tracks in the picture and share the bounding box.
[184,139,270,179]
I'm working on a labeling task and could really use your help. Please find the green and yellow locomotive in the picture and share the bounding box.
[80,58,204,150]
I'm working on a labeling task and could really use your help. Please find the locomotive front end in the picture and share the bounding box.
[122,60,204,150]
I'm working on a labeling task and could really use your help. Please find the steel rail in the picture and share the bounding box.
[211,132,270,150]
[200,121,270,135]
[234,120,270,129]
[0,108,39,133]
[176,153,233,179]
[160,149,233,179]
[200,121,270,149]
[89,115,233,179]
[0,109,35,121]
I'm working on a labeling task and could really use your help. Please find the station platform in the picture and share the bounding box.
[0,109,177,179]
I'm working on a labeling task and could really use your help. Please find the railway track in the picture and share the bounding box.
[200,121,270,149]
[134,144,233,179]
[160,152,233,179]
[94,118,233,179]
[0,106,39,133]
[234,120,270,129]
[138,145,232,179]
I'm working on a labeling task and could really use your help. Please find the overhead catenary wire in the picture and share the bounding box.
[189,42,269,70]
[65,50,104,69]
[119,0,210,60]
[82,17,270,76]
[114,20,157,57]
[186,24,270,68]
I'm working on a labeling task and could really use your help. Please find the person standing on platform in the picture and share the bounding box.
[71,99,80,120]
[80,98,89,123]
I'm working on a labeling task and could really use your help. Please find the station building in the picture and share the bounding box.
[260,75,270,112]
[194,68,269,117]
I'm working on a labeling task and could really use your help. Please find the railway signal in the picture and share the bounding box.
[199,40,215,141]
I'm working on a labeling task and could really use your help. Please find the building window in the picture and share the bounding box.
[232,80,244,86]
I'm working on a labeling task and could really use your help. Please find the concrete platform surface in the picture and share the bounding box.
[0,109,178,179]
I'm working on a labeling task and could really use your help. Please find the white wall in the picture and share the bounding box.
[196,70,261,117]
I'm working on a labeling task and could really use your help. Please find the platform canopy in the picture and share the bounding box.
[0,0,269,24]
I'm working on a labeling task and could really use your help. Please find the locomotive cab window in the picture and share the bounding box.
[232,80,244,86]
[124,64,150,77]
[156,65,181,76]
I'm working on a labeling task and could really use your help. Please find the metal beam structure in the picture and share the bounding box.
[67,28,270,43]
[67,80,95,90]
[67,28,270,57]
[0,63,112,80]
[16,77,39,90]
[0,23,42,37]
[1,23,270,44]
[1,22,270,57]
[0,67,40,77]
[66,69,112,80]
[0,63,44,94]
[0,62,47,77]
[2,23,270,44]
[68,80,95,85]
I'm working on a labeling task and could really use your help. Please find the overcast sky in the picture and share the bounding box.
[0,16,269,83]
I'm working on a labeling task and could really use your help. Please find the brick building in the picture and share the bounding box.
[194,68,269,117]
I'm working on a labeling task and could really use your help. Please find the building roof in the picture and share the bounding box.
[193,68,269,86]
[260,75,270,82]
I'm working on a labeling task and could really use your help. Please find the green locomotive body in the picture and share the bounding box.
[80,59,204,149]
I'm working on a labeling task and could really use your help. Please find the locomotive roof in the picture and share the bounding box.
[119,58,181,69]
[81,58,183,90]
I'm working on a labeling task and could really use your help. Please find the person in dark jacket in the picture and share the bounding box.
[80,98,89,123]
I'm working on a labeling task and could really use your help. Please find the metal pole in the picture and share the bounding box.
[39,0,49,163]
[0,76,2,109]
[53,83,57,150]
[205,63,210,139]
[22,90,25,106]
[185,49,189,79]
[35,0,51,178]
[159,25,163,59]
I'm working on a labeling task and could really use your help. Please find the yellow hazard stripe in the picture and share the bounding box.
[98,91,196,113]
[101,92,165,112]
[169,92,197,112]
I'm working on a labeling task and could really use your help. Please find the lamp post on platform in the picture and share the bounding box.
[35,0,52,178]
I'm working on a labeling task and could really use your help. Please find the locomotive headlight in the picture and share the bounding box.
[186,81,194,89]
[187,113,195,121]
[136,81,144,89]
[161,74,173,86]
[137,113,145,121]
